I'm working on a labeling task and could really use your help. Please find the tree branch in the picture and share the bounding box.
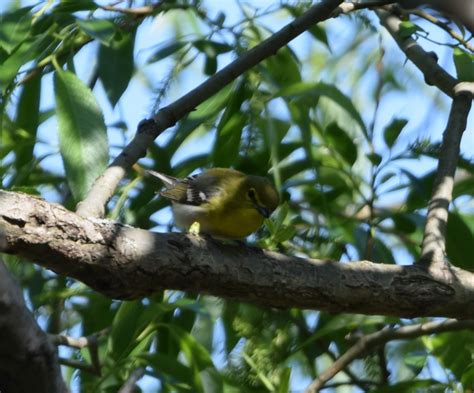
[304,318,474,392]
[0,260,67,393]
[1,191,474,318]
[75,0,344,218]
[50,330,107,376]
[118,368,145,393]
[377,9,459,97]
[420,83,473,271]
[405,8,474,52]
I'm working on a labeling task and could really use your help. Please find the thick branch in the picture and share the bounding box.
[377,9,458,97]
[76,0,343,218]
[1,191,474,318]
[420,83,473,270]
[0,260,67,393]
[304,318,474,392]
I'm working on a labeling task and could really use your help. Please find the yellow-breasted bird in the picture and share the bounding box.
[147,168,279,239]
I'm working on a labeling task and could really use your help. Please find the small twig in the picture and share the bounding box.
[304,319,474,392]
[99,4,159,15]
[76,0,344,218]
[322,380,377,389]
[337,0,395,14]
[49,328,108,348]
[377,9,458,97]
[118,367,146,393]
[420,82,473,271]
[407,8,474,52]
[50,334,93,349]
[58,357,100,375]
[50,329,108,376]
[377,345,390,384]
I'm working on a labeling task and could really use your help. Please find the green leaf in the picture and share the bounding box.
[453,48,474,82]
[15,73,41,170]
[0,6,33,54]
[98,30,135,106]
[383,118,408,148]
[404,170,435,210]
[392,213,418,234]
[147,40,188,63]
[212,112,245,166]
[108,301,146,361]
[212,81,248,166]
[156,323,216,392]
[77,18,116,45]
[204,54,217,75]
[277,368,291,393]
[192,39,232,56]
[142,352,194,387]
[264,47,301,87]
[426,331,473,381]
[325,122,358,166]
[367,152,382,166]
[446,213,474,269]
[169,325,214,371]
[53,0,98,13]
[398,21,424,38]
[374,379,441,392]
[462,362,474,387]
[277,82,367,136]
[308,25,330,50]
[0,34,48,92]
[404,353,427,376]
[54,70,108,200]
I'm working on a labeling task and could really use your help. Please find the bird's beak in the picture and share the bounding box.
[254,204,271,218]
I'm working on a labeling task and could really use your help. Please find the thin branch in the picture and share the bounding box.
[377,9,458,97]
[99,3,161,15]
[49,329,108,350]
[406,8,474,52]
[58,357,100,375]
[50,329,108,376]
[1,190,474,318]
[304,319,474,392]
[377,345,390,384]
[337,0,395,14]
[76,0,344,218]
[420,83,473,271]
[118,367,146,393]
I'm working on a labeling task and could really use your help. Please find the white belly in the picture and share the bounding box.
[171,203,206,229]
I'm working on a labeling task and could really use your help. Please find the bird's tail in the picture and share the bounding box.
[146,170,180,189]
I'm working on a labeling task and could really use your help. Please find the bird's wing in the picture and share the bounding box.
[148,170,222,206]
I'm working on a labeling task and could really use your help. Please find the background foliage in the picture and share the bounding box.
[1,0,473,392]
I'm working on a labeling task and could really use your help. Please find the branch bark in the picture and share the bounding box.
[377,9,458,97]
[75,0,343,218]
[420,83,473,271]
[0,260,67,393]
[304,318,474,392]
[1,191,474,319]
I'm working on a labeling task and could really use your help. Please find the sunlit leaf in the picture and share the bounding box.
[77,18,116,45]
[54,70,109,200]
[453,48,474,82]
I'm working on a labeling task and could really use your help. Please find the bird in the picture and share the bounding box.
[147,168,279,239]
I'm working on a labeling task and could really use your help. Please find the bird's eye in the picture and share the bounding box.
[247,188,256,199]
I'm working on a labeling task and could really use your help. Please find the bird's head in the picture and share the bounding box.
[243,176,279,218]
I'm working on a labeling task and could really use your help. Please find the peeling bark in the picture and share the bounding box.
[1,190,473,318]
